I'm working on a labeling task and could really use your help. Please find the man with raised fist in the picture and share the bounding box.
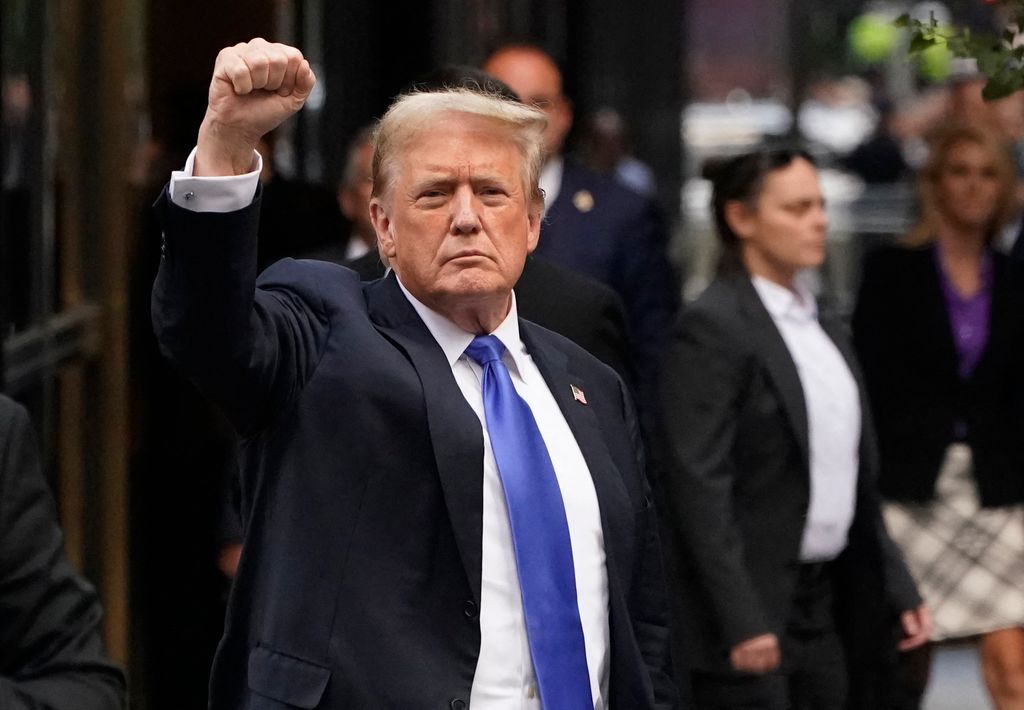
[152,39,678,709]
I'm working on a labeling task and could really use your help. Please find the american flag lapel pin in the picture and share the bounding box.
[570,384,588,405]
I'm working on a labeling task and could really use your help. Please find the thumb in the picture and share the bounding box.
[291,60,316,101]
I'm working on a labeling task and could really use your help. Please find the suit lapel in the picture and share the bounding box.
[734,275,810,465]
[520,322,635,589]
[365,274,486,603]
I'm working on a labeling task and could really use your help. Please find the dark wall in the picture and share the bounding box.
[314,0,683,222]
[148,0,276,162]
[316,2,433,185]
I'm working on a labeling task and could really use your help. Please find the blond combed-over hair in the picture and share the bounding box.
[370,88,548,211]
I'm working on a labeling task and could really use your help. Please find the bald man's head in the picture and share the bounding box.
[484,45,573,158]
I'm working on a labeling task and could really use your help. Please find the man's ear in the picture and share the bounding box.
[724,200,755,241]
[526,208,542,254]
[369,199,397,258]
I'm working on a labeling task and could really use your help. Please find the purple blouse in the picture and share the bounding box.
[934,245,993,381]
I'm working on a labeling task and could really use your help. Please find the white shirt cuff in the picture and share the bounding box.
[169,147,263,213]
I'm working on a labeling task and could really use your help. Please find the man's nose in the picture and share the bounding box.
[450,187,482,234]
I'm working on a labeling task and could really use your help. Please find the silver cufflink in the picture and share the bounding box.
[184,191,195,200]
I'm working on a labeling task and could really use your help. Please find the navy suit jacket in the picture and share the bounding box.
[152,188,677,709]
[539,159,679,376]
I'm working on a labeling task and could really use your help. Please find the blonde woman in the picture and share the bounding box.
[854,124,1024,709]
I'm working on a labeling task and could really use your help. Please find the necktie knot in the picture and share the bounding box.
[464,334,506,366]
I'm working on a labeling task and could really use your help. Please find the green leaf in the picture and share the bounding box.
[909,34,938,54]
[982,71,1024,101]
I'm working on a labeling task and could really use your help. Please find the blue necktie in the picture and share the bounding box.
[464,334,593,710]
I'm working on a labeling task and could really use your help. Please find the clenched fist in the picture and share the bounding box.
[195,38,316,176]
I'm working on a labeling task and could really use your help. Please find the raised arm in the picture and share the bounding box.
[152,40,331,433]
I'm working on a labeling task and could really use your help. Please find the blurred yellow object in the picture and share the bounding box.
[849,13,898,63]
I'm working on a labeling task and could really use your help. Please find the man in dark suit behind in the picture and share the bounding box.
[0,394,126,709]
[153,38,677,709]
[484,45,681,390]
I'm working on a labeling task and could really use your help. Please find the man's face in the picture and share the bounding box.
[484,48,572,158]
[369,112,541,319]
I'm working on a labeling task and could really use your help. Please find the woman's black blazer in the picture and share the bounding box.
[853,244,1024,507]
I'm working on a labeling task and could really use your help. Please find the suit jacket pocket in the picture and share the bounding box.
[248,645,331,709]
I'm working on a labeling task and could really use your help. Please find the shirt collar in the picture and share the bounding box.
[751,274,817,322]
[395,276,528,376]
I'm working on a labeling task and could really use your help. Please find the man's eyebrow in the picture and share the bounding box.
[410,168,511,186]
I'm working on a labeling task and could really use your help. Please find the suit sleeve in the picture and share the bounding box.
[0,401,126,710]
[657,309,772,649]
[617,377,680,709]
[151,186,333,434]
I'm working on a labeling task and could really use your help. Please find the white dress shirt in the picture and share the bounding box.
[751,276,860,562]
[169,150,611,708]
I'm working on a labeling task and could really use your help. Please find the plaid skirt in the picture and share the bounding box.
[882,444,1024,641]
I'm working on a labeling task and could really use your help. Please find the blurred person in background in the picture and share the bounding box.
[484,44,680,397]
[658,148,928,710]
[580,106,657,198]
[252,130,346,272]
[0,394,127,709]
[854,124,1024,710]
[305,125,378,266]
[841,99,911,186]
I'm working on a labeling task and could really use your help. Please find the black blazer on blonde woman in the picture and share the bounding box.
[852,244,1024,507]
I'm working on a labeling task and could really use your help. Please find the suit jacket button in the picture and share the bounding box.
[463,600,478,620]
[450,699,467,710]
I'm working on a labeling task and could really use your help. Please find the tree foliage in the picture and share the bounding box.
[898,3,1024,99]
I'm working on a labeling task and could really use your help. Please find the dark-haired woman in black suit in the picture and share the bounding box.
[854,124,1024,710]
[658,148,927,710]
